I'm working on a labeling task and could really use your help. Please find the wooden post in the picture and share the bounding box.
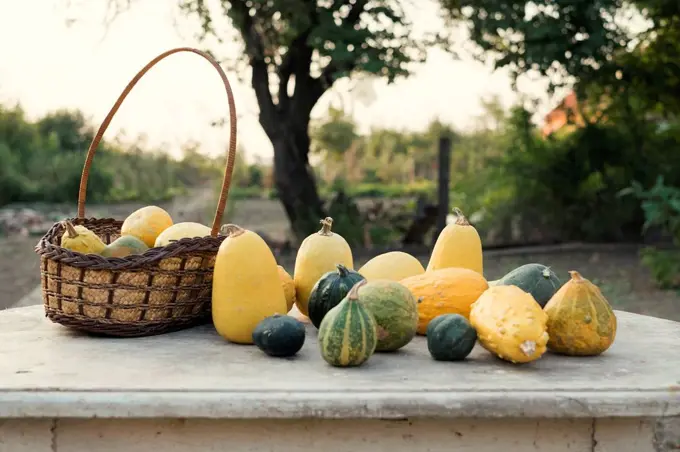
[434,135,451,246]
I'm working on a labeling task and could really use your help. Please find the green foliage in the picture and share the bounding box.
[440,0,680,117]
[439,0,631,91]
[619,176,680,242]
[0,104,222,207]
[180,0,434,86]
[311,107,359,161]
[619,177,680,289]
[640,248,680,289]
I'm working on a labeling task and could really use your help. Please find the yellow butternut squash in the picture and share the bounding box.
[293,217,353,316]
[358,251,425,281]
[212,224,288,344]
[426,208,483,275]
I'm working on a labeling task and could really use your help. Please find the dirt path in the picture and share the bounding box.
[0,185,218,310]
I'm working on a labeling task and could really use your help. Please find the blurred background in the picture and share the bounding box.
[1,0,678,319]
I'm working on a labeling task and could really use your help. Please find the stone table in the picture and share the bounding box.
[0,305,678,452]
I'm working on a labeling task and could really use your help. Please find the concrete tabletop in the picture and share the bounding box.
[0,305,678,420]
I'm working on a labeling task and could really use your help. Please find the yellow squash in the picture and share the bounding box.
[121,205,173,247]
[154,222,212,247]
[212,224,288,344]
[470,285,549,364]
[358,251,425,281]
[59,221,107,255]
[426,208,483,275]
[400,267,488,335]
[277,265,297,312]
[544,271,617,356]
[293,217,353,316]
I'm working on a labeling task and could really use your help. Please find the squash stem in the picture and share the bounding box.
[348,279,367,300]
[452,207,470,226]
[221,223,246,238]
[318,217,334,236]
[336,264,349,277]
[568,270,585,282]
[63,220,79,238]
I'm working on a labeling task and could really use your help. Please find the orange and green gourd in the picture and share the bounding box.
[543,270,617,356]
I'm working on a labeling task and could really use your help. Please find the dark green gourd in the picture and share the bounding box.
[252,314,306,357]
[426,314,477,361]
[307,264,365,328]
[490,263,562,308]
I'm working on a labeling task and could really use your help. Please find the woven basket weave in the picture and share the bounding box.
[35,47,237,337]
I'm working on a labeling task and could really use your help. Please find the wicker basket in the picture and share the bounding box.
[35,47,237,337]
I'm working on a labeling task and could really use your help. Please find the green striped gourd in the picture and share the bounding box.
[318,279,377,367]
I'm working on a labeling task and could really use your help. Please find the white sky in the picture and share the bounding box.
[0,0,556,163]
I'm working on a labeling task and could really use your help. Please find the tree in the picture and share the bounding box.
[439,0,680,104]
[310,106,359,162]
[97,0,437,238]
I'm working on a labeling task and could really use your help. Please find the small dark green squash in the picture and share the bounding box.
[426,314,477,361]
[252,314,306,357]
[489,263,561,308]
[308,264,365,329]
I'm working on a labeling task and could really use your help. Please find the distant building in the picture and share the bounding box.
[541,91,585,137]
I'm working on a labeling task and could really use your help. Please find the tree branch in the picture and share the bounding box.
[229,0,277,130]
[277,29,313,113]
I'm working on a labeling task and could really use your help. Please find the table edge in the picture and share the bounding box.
[0,390,677,419]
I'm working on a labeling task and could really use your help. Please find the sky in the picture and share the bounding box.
[0,0,556,163]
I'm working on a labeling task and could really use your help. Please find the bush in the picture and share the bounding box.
[0,104,221,207]
[619,176,680,289]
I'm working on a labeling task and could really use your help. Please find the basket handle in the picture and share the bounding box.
[77,47,237,238]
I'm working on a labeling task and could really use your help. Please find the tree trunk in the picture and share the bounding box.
[271,124,326,240]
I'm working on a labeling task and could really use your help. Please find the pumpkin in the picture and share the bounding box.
[101,235,149,258]
[252,314,306,357]
[490,263,562,308]
[154,222,212,247]
[400,267,488,335]
[543,271,617,356]
[59,221,106,255]
[470,285,549,364]
[121,205,173,247]
[358,251,425,282]
[307,264,365,329]
[212,224,288,344]
[426,314,477,361]
[426,207,483,275]
[293,217,353,316]
[318,280,377,367]
[277,266,297,312]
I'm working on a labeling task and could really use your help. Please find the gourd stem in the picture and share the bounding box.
[63,221,79,238]
[348,279,367,300]
[221,223,246,238]
[318,217,334,236]
[568,270,584,282]
[452,207,470,226]
[336,264,349,277]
